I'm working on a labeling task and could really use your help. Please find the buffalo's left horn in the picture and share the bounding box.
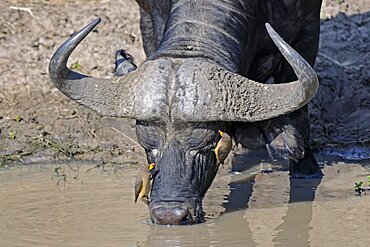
[49,18,139,118]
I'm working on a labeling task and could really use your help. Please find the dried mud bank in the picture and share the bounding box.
[0,0,147,167]
[312,10,370,152]
[0,0,369,166]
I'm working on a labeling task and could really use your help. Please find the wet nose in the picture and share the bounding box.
[152,207,189,225]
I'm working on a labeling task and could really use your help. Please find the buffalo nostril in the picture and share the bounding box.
[152,207,189,225]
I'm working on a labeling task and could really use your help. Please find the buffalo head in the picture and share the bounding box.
[49,4,318,224]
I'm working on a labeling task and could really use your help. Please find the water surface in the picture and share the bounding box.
[0,158,369,246]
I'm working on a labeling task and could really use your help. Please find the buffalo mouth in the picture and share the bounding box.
[149,200,203,225]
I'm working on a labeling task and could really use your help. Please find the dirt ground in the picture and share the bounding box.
[0,0,369,167]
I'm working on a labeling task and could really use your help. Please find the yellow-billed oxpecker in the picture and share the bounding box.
[214,130,232,165]
[134,163,155,204]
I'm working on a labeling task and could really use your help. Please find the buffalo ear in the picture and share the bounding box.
[114,49,137,76]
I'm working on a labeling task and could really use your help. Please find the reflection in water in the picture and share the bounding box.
[141,210,256,247]
[208,211,255,247]
[224,175,255,213]
[223,151,272,213]
[273,177,322,247]
[144,224,211,247]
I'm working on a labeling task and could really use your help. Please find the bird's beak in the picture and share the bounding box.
[218,130,223,137]
[149,163,155,171]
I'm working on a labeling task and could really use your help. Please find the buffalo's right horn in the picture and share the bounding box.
[171,23,319,122]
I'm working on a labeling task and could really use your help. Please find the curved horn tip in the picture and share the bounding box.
[67,18,102,43]
[265,23,273,32]
[49,17,102,77]
[264,23,282,44]
[85,17,101,30]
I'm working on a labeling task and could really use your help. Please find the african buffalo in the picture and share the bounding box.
[49,0,323,225]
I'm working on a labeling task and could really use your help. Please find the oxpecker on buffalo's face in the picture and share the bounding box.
[49,0,323,224]
[215,131,233,165]
[134,163,154,204]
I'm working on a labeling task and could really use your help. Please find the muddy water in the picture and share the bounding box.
[1,158,370,247]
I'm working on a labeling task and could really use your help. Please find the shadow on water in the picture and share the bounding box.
[223,149,288,213]
[222,153,257,213]
[273,177,322,247]
[221,149,324,247]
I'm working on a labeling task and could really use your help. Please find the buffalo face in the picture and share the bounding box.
[137,121,225,224]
